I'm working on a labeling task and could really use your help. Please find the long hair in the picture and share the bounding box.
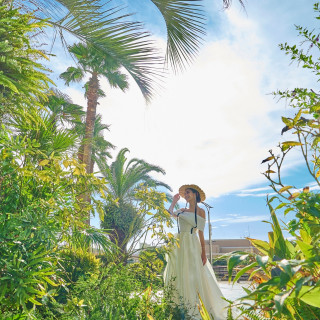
[188,188,201,203]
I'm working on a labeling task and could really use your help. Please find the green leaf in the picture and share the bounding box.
[28,297,42,306]
[256,255,269,268]
[296,240,314,259]
[299,286,320,308]
[284,207,294,215]
[275,290,292,312]
[227,254,249,280]
[248,238,270,255]
[0,74,19,93]
[44,276,58,287]
[285,240,296,259]
[233,262,258,284]
[270,210,287,259]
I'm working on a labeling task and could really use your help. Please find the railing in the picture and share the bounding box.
[212,265,249,282]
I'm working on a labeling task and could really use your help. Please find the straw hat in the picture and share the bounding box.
[179,184,206,202]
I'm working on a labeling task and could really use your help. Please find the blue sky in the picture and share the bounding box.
[45,1,319,241]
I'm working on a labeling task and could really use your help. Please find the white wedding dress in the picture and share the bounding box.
[164,209,229,319]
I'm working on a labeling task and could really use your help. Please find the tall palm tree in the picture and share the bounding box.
[97,148,172,256]
[60,43,128,174]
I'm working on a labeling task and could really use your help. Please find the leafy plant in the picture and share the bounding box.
[98,148,175,261]
[0,127,113,316]
[227,4,320,318]
[0,2,52,119]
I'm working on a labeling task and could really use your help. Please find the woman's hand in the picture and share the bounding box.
[201,251,207,266]
[173,193,180,204]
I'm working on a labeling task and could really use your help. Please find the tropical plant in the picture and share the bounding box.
[129,248,165,288]
[45,88,85,129]
[60,43,128,173]
[74,113,115,173]
[98,148,174,260]
[13,0,207,87]
[0,2,52,119]
[47,262,193,320]
[0,126,114,316]
[227,5,320,318]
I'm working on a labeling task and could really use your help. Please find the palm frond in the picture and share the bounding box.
[70,226,117,256]
[101,70,129,91]
[222,0,246,10]
[150,0,206,72]
[32,0,161,102]
[60,66,85,85]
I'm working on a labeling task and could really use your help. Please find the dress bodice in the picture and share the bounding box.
[174,209,206,233]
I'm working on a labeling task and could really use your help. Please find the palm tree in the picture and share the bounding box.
[60,43,128,173]
[45,88,85,129]
[74,114,115,174]
[10,0,207,100]
[97,148,172,257]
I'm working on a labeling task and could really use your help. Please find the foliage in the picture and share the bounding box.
[60,43,129,95]
[60,43,129,176]
[227,5,320,318]
[0,127,113,316]
[15,0,208,99]
[0,2,53,118]
[30,262,190,320]
[59,248,101,284]
[129,249,165,288]
[99,148,174,260]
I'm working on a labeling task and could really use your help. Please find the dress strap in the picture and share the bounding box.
[177,210,183,234]
[190,205,197,234]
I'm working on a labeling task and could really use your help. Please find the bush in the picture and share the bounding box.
[42,263,193,320]
[129,249,165,288]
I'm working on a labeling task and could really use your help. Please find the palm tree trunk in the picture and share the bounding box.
[80,71,99,225]
[109,229,128,264]
[82,71,99,173]
[90,158,95,174]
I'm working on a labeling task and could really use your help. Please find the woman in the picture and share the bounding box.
[164,184,228,319]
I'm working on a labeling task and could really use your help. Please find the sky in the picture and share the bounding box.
[45,0,319,241]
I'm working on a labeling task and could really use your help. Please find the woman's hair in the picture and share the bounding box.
[187,188,201,203]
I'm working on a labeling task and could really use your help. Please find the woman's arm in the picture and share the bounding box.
[199,230,207,265]
[167,193,181,218]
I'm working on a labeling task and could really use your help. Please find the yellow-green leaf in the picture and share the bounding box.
[29,297,42,306]
[282,141,303,147]
[39,159,49,166]
[63,160,69,168]
[44,276,58,287]
[299,286,320,308]
[73,168,81,175]
[288,192,300,200]
[261,156,275,164]
[282,117,293,126]
[167,232,174,239]
[293,109,302,123]
[279,186,293,193]
[265,170,276,174]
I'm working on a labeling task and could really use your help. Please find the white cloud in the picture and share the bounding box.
[210,214,270,225]
[59,6,315,199]
[241,186,271,193]
[236,192,277,198]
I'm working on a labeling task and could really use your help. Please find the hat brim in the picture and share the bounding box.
[179,184,206,202]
